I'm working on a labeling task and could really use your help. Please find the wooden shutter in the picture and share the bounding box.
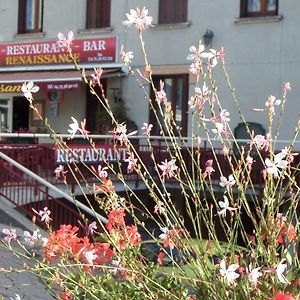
[18,0,26,33]
[159,0,187,24]
[96,0,111,28]
[86,0,110,28]
[86,0,96,28]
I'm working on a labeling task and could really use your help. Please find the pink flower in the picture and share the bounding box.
[91,67,103,87]
[2,228,17,243]
[251,134,270,151]
[80,119,90,139]
[265,95,281,114]
[21,81,39,100]
[283,82,291,95]
[122,7,153,31]
[141,123,153,135]
[88,221,98,236]
[219,109,230,123]
[189,62,200,75]
[57,31,74,52]
[246,156,254,171]
[154,201,166,214]
[156,80,168,105]
[203,160,215,178]
[124,153,138,173]
[217,47,225,59]
[54,165,68,179]
[32,207,52,223]
[187,44,205,61]
[158,159,178,178]
[110,123,137,145]
[120,45,134,65]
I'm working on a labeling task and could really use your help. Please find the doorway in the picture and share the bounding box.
[13,96,29,132]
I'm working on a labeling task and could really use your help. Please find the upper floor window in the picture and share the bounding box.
[159,0,187,24]
[86,0,111,29]
[149,74,189,136]
[18,0,43,34]
[240,0,278,17]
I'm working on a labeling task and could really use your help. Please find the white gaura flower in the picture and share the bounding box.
[158,159,178,179]
[122,7,153,31]
[68,116,80,139]
[23,230,41,247]
[187,44,205,61]
[219,260,240,283]
[219,174,236,189]
[217,195,237,217]
[21,81,39,100]
[265,149,288,177]
[84,250,97,265]
[247,263,263,284]
[276,260,288,283]
[265,95,281,114]
[120,45,134,65]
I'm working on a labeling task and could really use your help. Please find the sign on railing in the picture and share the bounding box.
[55,145,127,164]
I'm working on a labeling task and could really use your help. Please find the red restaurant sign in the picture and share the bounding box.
[0,36,117,67]
[55,145,127,164]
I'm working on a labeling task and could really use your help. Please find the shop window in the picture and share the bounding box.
[158,0,187,24]
[150,74,189,136]
[0,99,9,133]
[240,0,278,17]
[86,0,111,29]
[18,0,43,34]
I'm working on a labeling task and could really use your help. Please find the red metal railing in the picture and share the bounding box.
[0,157,87,231]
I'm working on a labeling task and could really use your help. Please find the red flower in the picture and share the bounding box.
[272,293,295,300]
[101,178,115,193]
[106,208,126,232]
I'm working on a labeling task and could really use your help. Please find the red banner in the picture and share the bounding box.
[0,37,117,67]
[55,145,127,164]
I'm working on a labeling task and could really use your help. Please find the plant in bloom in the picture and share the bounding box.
[57,31,74,52]
[54,165,68,179]
[219,174,236,189]
[2,228,17,243]
[219,260,240,283]
[120,45,134,65]
[217,196,237,217]
[265,149,288,177]
[122,7,153,31]
[21,81,39,100]
[158,159,178,179]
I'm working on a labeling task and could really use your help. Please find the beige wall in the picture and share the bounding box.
[0,1,299,148]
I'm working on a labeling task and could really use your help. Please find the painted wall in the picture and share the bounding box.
[0,1,299,149]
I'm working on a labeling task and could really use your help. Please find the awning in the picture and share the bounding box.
[0,67,127,93]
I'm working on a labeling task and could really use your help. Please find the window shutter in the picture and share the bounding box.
[86,0,96,28]
[159,0,187,24]
[176,0,187,22]
[96,0,111,28]
[18,0,26,33]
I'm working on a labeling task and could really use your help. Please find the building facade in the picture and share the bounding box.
[0,0,298,148]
